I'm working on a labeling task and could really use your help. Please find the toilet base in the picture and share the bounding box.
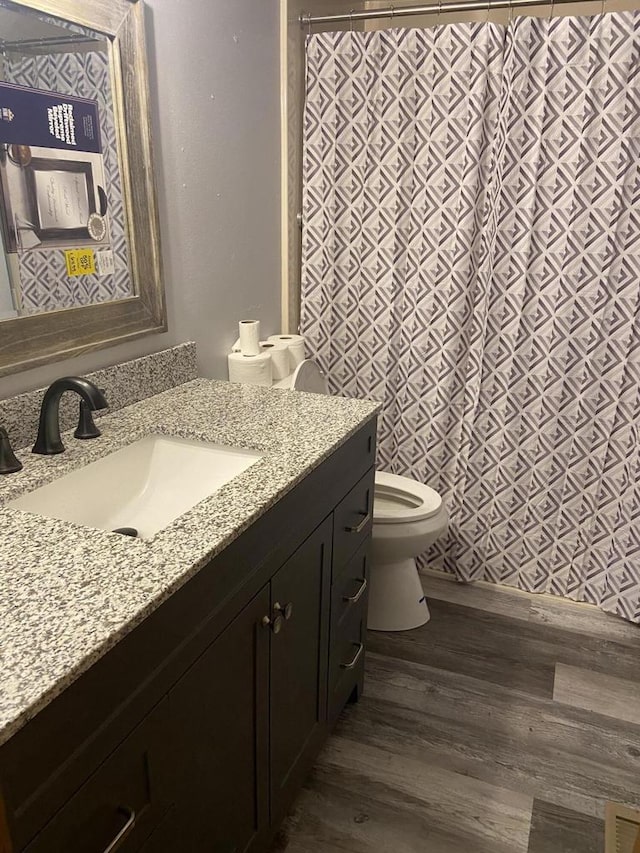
[367,557,430,631]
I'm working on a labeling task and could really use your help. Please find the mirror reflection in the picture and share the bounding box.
[0,2,132,319]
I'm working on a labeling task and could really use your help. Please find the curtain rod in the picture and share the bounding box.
[301,0,587,27]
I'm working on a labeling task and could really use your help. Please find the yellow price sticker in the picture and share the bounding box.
[65,248,96,277]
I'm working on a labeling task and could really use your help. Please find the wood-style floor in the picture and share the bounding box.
[271,572,640,853]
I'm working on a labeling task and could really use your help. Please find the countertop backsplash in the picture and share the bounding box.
[0,342,198,450]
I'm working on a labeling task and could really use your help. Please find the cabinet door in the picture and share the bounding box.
[269,516,332,823]
[167,587,270,853]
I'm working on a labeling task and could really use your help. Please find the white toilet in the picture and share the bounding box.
[275,359,448,631]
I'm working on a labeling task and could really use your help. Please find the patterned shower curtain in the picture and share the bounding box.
[300,13,640,623]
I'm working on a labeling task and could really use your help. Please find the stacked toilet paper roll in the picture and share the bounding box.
[267,334,306,371]
[227,325,308,386]
[237,320,261,356]
[228,319,273,386]
[259,340,289,381]
[228,351,272,386]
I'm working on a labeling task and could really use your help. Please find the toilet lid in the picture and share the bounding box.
[374,471,443,524]
[291,360,329,394]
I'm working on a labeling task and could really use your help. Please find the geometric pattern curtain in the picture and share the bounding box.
[300,13,640,623]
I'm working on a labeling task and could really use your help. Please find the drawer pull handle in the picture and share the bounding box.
[340,642,364,670]
[343,577,367,605]
[103,806,136,853]
[345,513,371,534]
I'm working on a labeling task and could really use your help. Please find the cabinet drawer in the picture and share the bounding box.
[333,469,374,570]
[331,539,370,633]
[137,806,179,852]
[24,699,170,853]
[328,602,367,723]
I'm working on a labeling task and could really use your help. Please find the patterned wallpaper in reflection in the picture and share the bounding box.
[4,49,132,314]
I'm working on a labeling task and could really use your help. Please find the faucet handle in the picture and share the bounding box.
[74,399,101,440]
[0,426,22,474]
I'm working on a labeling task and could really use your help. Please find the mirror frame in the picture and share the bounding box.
[0,0,166,378]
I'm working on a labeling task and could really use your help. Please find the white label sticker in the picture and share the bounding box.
[96,250,115,276]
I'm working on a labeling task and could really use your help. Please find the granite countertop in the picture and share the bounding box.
[0,379,379,746]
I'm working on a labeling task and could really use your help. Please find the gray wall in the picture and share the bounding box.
[0,0,281,398]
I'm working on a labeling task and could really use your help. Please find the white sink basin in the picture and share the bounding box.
[9,434,263,539]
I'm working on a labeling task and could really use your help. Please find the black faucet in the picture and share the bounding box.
[32,377,108,455]
[0,426,22,473]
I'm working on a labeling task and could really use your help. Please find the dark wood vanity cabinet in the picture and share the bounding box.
[163,586,270,853]
[0,420,376,853]
[268,516,332,826]
[166,517,332,852]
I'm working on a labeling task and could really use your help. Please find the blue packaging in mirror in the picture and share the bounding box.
[0,81,101,153]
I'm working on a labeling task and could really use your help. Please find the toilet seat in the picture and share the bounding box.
[374,471,442,524]
[282,360,442,524]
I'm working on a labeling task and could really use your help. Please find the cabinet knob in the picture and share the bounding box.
[262,614,284,634]
[274,601,293,620]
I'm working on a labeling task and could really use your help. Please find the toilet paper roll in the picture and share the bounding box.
[238,320,261,356]
[259,340,290,381]
[267,334,306,370]
[228,351,272,386]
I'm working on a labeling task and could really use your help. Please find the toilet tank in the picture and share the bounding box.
[291,360,329,394]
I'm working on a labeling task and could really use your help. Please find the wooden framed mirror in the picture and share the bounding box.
[0,0,166,377]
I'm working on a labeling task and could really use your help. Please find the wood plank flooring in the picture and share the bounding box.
[553,664,640,728]
[271,572,640,853]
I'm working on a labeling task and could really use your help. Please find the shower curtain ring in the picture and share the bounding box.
[437,0,442,25]
[486,0,492,23]
[601,0,606,16]
[548,0,555,21]
[349,9,354,31]
[390,4,395,22]
[508,0,515,24]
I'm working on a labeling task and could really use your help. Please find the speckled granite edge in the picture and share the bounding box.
[0,379,380,745]
[0,342,198,450]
